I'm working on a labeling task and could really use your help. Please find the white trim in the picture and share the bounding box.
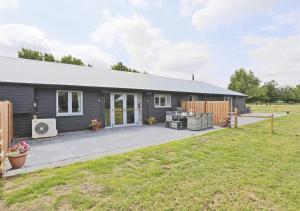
[110,92,142,127]
[154,94,171,108]
[56,90,83,116]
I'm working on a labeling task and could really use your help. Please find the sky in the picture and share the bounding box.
[0,0,299,88]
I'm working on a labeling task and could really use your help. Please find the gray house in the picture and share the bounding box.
[0,56,246,137]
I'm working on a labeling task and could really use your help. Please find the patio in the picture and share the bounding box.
[4,113,286,177]
[5,124,219,176]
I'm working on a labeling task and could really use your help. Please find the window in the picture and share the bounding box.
[188,95,197,101]
[154,94,171,108]
[56,90,83,116]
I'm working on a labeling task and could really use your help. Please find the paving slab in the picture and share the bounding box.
[4,112,287,177]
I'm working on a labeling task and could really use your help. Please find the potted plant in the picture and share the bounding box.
[218,117,231,128]
[7,140,30,169]
[146,116,157,125]
[89,119,102,131]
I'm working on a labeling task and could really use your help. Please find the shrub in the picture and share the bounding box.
[146,116,157,125]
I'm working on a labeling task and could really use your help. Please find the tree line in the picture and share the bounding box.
[228,68,300,104]
[17,48,145,73]
[111,62,148,74]
[18,48,88,66]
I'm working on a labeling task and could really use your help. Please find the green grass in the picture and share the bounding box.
[248,103,300,114]
[1,105,300,210]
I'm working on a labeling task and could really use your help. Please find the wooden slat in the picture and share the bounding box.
[8,102,13,141]
[0,101,13,176]
[181,101,229,125]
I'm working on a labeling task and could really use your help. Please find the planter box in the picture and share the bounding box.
[187,113,213,131]
[207,113,214,128]
[165,121,172,128]
[170,121,184,130]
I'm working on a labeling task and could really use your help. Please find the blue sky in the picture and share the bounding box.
[0,0,299,87]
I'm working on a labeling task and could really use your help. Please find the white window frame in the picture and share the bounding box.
[56,90,83,116]
[154,94,171,108]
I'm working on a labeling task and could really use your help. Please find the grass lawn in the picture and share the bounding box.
[248,103,300,113]
[1,105,300,210]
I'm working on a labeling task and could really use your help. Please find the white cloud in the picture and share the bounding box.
[90,12,212,79]
[0,24,115,69]
[180,0,206,17]
[128,0,162,8]
[181,0,279,30]
[274,11,300,27]
[244,34,300,86]
[259,11,300,32]
[0,0,18,11]
[0,24,49,55]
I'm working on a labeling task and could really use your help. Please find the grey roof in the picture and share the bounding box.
[0,56,245,96]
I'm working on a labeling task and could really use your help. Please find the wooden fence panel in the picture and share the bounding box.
[181,101,229,125]
[205,101,229,124]
[0,101,13,176]
[181,101,205,113]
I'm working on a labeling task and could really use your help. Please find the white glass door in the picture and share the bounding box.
[111,93,142,126]
[114,93,124,126]
[126,94,135,124]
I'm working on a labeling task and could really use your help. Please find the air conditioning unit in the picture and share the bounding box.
[32,118,58,139]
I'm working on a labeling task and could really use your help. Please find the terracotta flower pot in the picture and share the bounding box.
[91,122,102,131]
[219,118,230,128]
[8,153,28,169]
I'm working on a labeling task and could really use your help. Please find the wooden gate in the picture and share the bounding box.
[181,101,229,125]
[0,101,13,176]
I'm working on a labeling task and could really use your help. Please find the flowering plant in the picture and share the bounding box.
[219,117,231,128]
[89,119,102,130]
[7,140,30,157]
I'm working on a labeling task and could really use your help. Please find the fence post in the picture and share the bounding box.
[234,107,238,129]
[0,101,13,176]
[270,114,274,133]
[0,129,3,176]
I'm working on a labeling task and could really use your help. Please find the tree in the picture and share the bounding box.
[294,84,300,103]
[17,48,88,66]
[18,48,43,61]
[111,62,142,73]
[43,53,55,62]
[262,80,279,104]
[228,68,261,102]
[278,86,295,103]
[60,55,85,66]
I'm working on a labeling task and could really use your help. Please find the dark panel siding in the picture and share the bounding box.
[14,113,32,137]
[142,92,180,123]
[36,88,103,133]
[203,95,224,101]
[0,84,34,113]
[36,89,56,117]
[0,82,247,136]
[234,97,246,113]
[142,93,246,123]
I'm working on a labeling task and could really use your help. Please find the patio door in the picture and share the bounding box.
[126,94,135,124]
[113,93,124,125]
[111,93,142,126]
